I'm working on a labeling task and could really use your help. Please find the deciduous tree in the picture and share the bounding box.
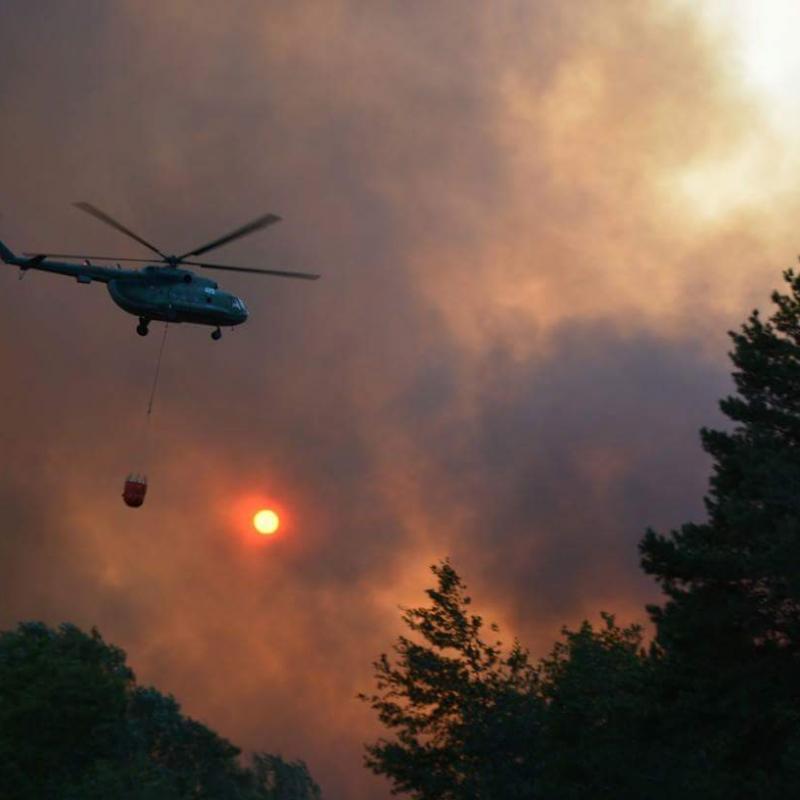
[0,622,322,800]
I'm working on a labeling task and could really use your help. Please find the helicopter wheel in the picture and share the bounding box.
[136,319,150,337]
[211,327,222,341]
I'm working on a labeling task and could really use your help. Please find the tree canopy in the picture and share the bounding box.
[361,563,656,799]
[639,269,800,795]
[0,622,321,800]
[360,561,540,799]
[364,270,800,798]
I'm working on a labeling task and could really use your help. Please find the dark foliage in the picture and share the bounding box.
[535,614,654,799]
[366,270,800,798]
[360,561,541,799]
[641,269,800,796]
[361,562,662,799]
[0,622,321,800]
[251,753,321,800]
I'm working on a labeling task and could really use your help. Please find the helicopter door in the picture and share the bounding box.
[164,284,179,321]
[169,282,199,319]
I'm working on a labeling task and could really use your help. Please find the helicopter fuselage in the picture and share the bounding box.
[107,266,247,327]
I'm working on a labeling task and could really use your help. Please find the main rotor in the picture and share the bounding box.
[27,202,320,281]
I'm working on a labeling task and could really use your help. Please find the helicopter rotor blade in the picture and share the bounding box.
[176,213,281,261]
[23,252,160,264]
[74,202,168,260]
[183,259,320,280]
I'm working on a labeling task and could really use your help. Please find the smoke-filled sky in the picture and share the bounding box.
[2,2,799,797]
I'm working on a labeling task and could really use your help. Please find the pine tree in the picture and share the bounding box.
[360,561,541,799]
[640,269,800,792]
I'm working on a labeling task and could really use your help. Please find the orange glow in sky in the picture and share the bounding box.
[226,493,289,548]
[253,508,280,535]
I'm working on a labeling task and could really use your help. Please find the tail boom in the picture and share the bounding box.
[0,240,18,264]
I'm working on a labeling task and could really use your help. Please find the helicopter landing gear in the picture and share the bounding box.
[211,327,222,341]
[137,318,150,337]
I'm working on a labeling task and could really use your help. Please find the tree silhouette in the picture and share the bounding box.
[0,622,321,800]
[360,561,540,799]
[640,269,800,794]
[366,270,800,798]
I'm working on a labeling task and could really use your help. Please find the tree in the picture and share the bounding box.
[361,561,671,799]
[361,560,541,799]
[251,753,321,800]
[640,269,800,794]
[0,622,133,798]
[365,271,800,798]
[535,614,653,800]
[0,622,321,800]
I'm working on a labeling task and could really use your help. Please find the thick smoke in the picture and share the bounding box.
[0,2,796,797]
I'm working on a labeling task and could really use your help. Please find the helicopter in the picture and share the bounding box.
[0,202,319,340]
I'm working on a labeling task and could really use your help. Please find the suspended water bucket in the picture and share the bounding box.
[122,474,148,508]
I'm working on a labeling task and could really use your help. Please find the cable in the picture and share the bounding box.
[146,323,169,419]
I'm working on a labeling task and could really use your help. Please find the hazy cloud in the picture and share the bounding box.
[0,2,796,797]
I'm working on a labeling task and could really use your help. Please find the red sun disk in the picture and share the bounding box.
[254,508,279,534]
[228,492,289,546]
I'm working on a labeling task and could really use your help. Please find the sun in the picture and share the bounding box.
[253,509,280,535]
